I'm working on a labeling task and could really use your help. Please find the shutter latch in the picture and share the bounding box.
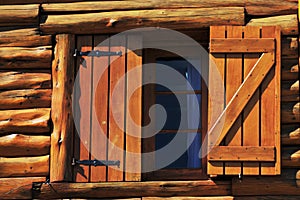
[73,49,122,57]
[72,158,120,168]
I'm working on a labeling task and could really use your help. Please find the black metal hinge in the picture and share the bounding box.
[72,158,120,168]
[73,49,122,57]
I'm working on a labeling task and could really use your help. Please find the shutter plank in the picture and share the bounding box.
[125,35,142,181]
[208,26,226,175]
[73,36,93,182]
[108,35,126,181]
[224,26,243,175]
[243,26,260,175]
[90,36,109,182]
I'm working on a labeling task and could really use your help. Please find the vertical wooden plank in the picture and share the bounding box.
[50,34,74,182]
[108,35,126,181]
[243,26,260,175]
[90,35,109,182]
[224,26,242,175]
[125,35,142,181]
[73,35,93,182]
[261,26,276,175]
[208,26,226,175]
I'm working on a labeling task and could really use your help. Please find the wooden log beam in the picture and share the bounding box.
[0,47,51,61]
[0,27,39,38]
[245,0,298,16]
[0,35,52,47]
[232,177,300,195]
[143,197,234,200]
[0,89,51,110]
[50,34,74,182]
[283,148,300,168]
[0,60,51,69]
[0,108,50,134]
[208,146,275,161]
[282,64,299,81]
[0,0,84,4]
[290,80,299,91]
[40,7,244,34]
[0,71,51,89]
[282,37,298,59]
[282,103,300,124]
[0,155,49,178]
[0,177,46,199]
[0,5,39,26]
[0,134,50,157]
[210,38,274,53]
[42,0,244,13]
[247,14,298,35]
[33,180,231,199]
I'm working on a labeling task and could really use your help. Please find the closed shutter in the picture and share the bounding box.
[73,34,142,182]
[208,26,281,176]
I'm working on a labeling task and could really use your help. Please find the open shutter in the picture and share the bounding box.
[208,26,281,176]
[73,34,142,182]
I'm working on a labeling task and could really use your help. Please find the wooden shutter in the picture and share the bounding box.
[208,26,281,176]
[73,34,142,182]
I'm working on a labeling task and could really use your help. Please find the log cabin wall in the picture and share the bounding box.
[0,0,299,199]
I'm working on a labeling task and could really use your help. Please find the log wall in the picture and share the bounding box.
[0,0,299,199]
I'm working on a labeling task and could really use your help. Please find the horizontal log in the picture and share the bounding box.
[282,37,298,59]
[282,147,300,168]
[0,134,50,157]
[281,169,300,180]
[0,108,50,134]
[0,0,85,4]
[0,177,46,199]
[40,7,244,34]
[282,64,299,81]
[34,180,231,199]
[281,103,300,124]
[0,35,52,47]
[0,5,39,26]
[42,0,244,13]
[282,134,300,146]
[290,80,299,91]
[235,196,300,200]
[245,0,298,16]
[232,177,300,195]
[0,60,51,69]
[247,14,298,35]
[143,197,234,200]
[0,46,52,61]
[208,146,275,161]
[281,88,300,102]
[0,27,39,38]
[293,102,300,115]
[0,155,49,178]
[0,89,51,109]
[210,38,274,53]
[0,71,51,89]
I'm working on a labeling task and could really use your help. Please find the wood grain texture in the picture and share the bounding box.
[0,155,49,177]
[0,60,51,69]
[143,197,234,200]
[0,4,39,26]
[40,7,244,34]
[0,47,51,61]
[282,37,298,59]
[208,146,275,161]
[34,180,231,199]
[50,34,74,182]
[0,35,52,47]
[0,177,46,199]
[210,38,274,53]
[0,89,51,109]
[247,14,298,35]
[0,134,50,157]
[0,28,39,38]
[0,108,50,134]
[0,71,51,89]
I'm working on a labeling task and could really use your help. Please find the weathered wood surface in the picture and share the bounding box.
[282,37,298,60]
[0,27,39,38]
[283,148,300,168]
[34,180,231,199]
[247,14,298,35]
[0,134,50,157]
[0,177,45,199]
[0,35,52,47]
[282,103,300,124]
[208,146,275,161]
[282,128,300,145]
[209,52,275,146]
[0,155,49,177]
[0,0,85,4]
[50,34,74,182]
[0,47,51,61]
[143,197,234,200]
[0,108,50,134]
[282,64,299,81]
[210,38,274,53]
[40,7,244,34]
[41,0,297,17]
[282,82,299,102]
[0,4,39,26]
[0,60,51,69]
[232,177,300,195]
[0,71,51,89]
[0,89,51,109]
